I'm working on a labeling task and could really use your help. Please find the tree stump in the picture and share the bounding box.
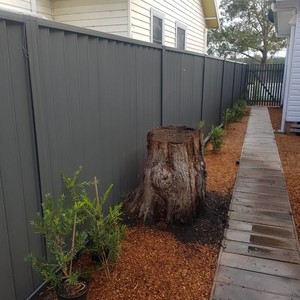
[126,126,206,224]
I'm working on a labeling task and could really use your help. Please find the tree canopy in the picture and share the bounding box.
[207,0,286,64]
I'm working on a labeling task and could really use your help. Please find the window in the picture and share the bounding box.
[151,9,164,45]
[176,22,187,50]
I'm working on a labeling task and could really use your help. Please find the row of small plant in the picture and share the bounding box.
[26,168,125,299]
[200,98,247,152]
[223,99,247,129]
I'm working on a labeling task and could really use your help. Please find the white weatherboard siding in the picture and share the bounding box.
[53,0,129,37]
[0,0,52,18]
[0,0,31,11]
[37,0,53,19]
[286,12,300,122]
[130,0,206,53]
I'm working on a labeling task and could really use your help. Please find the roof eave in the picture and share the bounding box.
[203,0,220,29]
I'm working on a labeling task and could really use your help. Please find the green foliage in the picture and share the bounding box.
[207,0,286,64]
[223,99,247,127]
[26,168,126,286]
[198,120,205,129]
[209,126,224,152]
[61,171,126,279]
[26,191,87,287]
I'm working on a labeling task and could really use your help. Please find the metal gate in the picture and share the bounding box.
[246,64,284,106]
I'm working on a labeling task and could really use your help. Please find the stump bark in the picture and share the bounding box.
[126,126,206,224]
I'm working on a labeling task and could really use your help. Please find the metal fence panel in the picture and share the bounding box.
[233,63,243,103]
[221,61,235,114]
[0,19,44,300]
[163,49,204,127]
[0,12,247,300]
[31,24,161,206]
[202,57,224,136]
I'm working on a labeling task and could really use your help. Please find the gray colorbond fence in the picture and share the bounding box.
[0,11,246,300]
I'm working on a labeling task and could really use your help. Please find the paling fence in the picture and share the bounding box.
[246,64,284,106]
[0,11,246,300]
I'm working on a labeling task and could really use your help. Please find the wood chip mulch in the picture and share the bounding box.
[268,107,300,242]
[36,112,250,300]
[87,113,250,300]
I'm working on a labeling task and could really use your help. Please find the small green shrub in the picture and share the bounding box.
[85,180,126,279]
[209,126,224,152]
[65,170,126,279]
[26,178,88,287]
[222,99,247,128]
[26,168,126,286]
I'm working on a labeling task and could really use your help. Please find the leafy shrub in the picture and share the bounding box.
[27,168,126,286]
[65,170,126,279]
[209,126,224,152]
[26,178,88,287]
[222,99,247,128]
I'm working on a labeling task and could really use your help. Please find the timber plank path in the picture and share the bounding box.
[210,107,300,300]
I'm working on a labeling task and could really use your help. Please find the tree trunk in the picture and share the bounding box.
[126,126,206,224]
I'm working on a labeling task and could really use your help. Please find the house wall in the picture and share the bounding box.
[130,0,206,53]
[0,0,53,18]
[52,0,129,37]
[37,0,53,19]
[286,11,300,122]
[0,0,31,11]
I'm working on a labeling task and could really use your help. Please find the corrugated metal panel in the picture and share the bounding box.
[0,19,44,300]
[202,57,224,136]
[163,49,204,127]
[0,12,247,300]
[221,61,235,113]
[233,63,243,102]
[32,24,161,207]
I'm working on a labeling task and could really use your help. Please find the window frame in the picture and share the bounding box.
[151,8,165,45]
[175,21,187,50]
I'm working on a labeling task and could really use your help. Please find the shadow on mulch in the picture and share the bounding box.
[122,191,231,245]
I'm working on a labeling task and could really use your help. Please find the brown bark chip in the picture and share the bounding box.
[37,112,250,300]
[88,113,250,300]
[269,107,300,242]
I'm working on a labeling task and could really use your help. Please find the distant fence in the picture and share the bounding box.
[0,11,246,300]
[246,64,284,106]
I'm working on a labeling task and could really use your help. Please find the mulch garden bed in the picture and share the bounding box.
[36,112,250,300]
[268,107,300,242]
[36,107,300,300]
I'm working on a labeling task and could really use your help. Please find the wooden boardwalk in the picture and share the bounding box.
[210,107,300,300]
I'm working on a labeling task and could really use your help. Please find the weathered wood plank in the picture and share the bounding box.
[215,266,300,297]
[223,240,300,263]
[212,282,294,300]
[220,252,300,280]
[228,220,295,239]
[236,177,286,187]
[229,211,293,228]
[225,229,298,250]
[230,204,291,217]
[235,185,288,196]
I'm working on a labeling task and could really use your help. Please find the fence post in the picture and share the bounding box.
[231,62,236,106]
[24,15,48,260]
[161,46,166,126]
[200,56,207,121]
[218,59,226,124]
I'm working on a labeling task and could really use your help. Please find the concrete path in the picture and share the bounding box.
[210,107,300,300]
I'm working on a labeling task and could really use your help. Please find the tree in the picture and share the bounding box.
[125,126,206,224]
[207,0,286,64]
